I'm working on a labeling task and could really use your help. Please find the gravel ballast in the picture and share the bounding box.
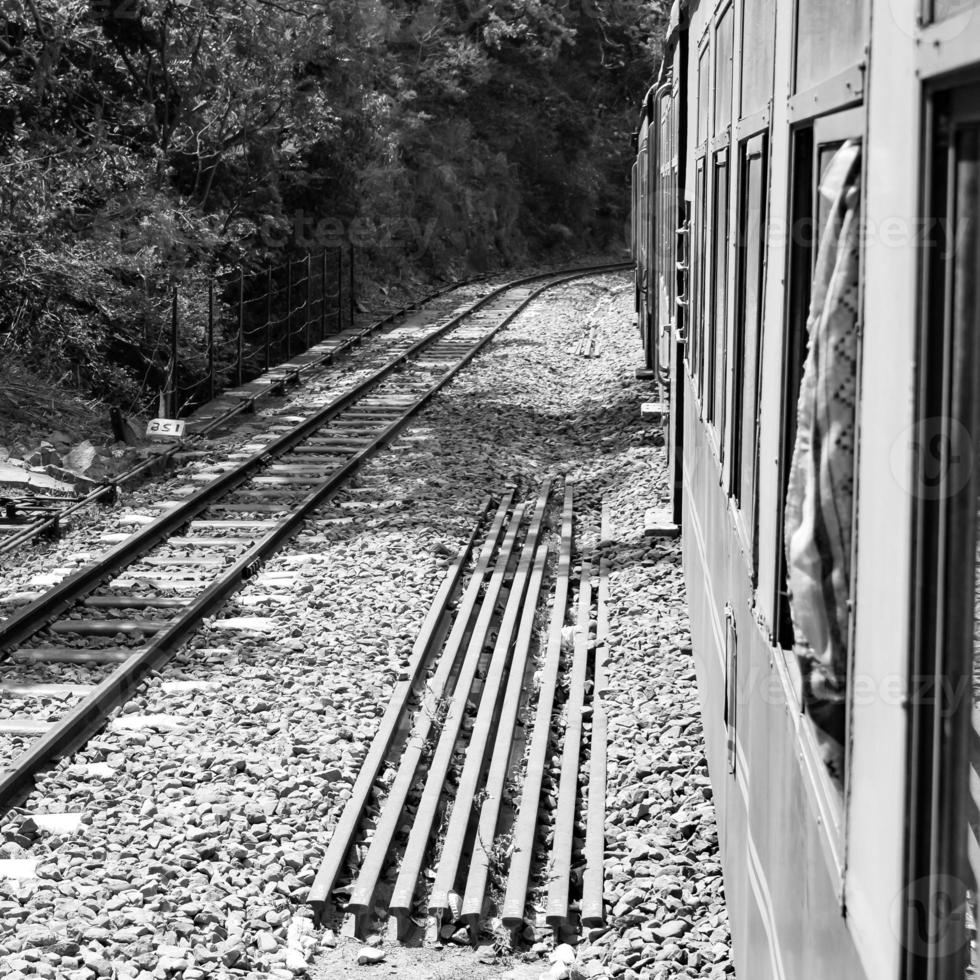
[0,271,733,980]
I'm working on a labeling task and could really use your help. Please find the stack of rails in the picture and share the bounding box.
[309,482,611,941]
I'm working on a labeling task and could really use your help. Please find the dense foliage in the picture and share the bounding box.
[0,0,665,412]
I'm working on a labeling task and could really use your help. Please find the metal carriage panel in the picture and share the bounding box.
[683,370,868,979]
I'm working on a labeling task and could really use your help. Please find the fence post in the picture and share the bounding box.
[305,253,312,350]
[286,259,293,359]
[320,251,327,341]
[236,269,244,387]
[265,267,273,371]
[348,242,355,328]
[207,278,215,404]
[335,247,343,333]
[170,286,179,418]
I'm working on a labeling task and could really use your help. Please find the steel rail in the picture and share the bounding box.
[0,265,621,810]
[0,277,484,556]
[501,484,574,928]
[385,503,529,929]
[0,263,623,654]
[334,495,517,930]
[2,262,627,556]
[427,480,552,920]
[461,540,550,931]
[308,494,512,921]
[546,557,593,927]
[582,554,610,927]
[306,512,482,908]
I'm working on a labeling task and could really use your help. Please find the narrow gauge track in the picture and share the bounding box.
[0,276,489,557]
[0,263,626,818]
[0,279,501,598]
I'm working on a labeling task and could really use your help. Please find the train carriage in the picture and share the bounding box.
[632,1,980,977]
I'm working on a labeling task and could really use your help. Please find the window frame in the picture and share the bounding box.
[729,130,769,576]
[791,0,870,102]
[692,30,712,406]
[709,145,730,446]
[739,0,776,120]
[774,106,865,654]
[703,3,734,447]
[903,76,980,980]
[692,156,708,399]
[769,109,866,877]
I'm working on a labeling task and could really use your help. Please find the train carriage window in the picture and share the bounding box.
[697,44,711,147]
[711,149,730,442]
[776,112,863,787]
[706,7,734,444]
[692,41,712,402]
[693,159,708,393]
[631,162,638,266]
[741,0,775,118]
[714,6,734,135]
[638,127,650,327]
[794,0,869,95]
[906,81,980,979]
[731,134,768,559]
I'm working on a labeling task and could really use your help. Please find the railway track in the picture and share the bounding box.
[0,263,623,855]
[0,274,489,557]
[0,267,606,603]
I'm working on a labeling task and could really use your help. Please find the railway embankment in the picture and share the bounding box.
[0,273,732,980]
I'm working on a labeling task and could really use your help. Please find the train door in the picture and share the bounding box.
[906,75,980,980]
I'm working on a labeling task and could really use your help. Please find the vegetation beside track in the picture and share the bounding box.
[1,0,665,420]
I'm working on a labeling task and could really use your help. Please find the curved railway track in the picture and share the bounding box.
[0,276,491,557]
[0,263,625,836]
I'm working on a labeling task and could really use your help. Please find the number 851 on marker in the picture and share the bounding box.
[146,418,186,439]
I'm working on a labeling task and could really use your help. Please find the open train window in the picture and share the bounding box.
[730,132,768,565]
[775,109,863,787]
[905,79,980,980]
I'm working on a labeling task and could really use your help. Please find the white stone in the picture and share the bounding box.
[0,860,37,879]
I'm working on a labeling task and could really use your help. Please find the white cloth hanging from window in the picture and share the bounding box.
[784,141,861,781]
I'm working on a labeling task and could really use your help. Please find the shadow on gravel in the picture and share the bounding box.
[294,378,658,555]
